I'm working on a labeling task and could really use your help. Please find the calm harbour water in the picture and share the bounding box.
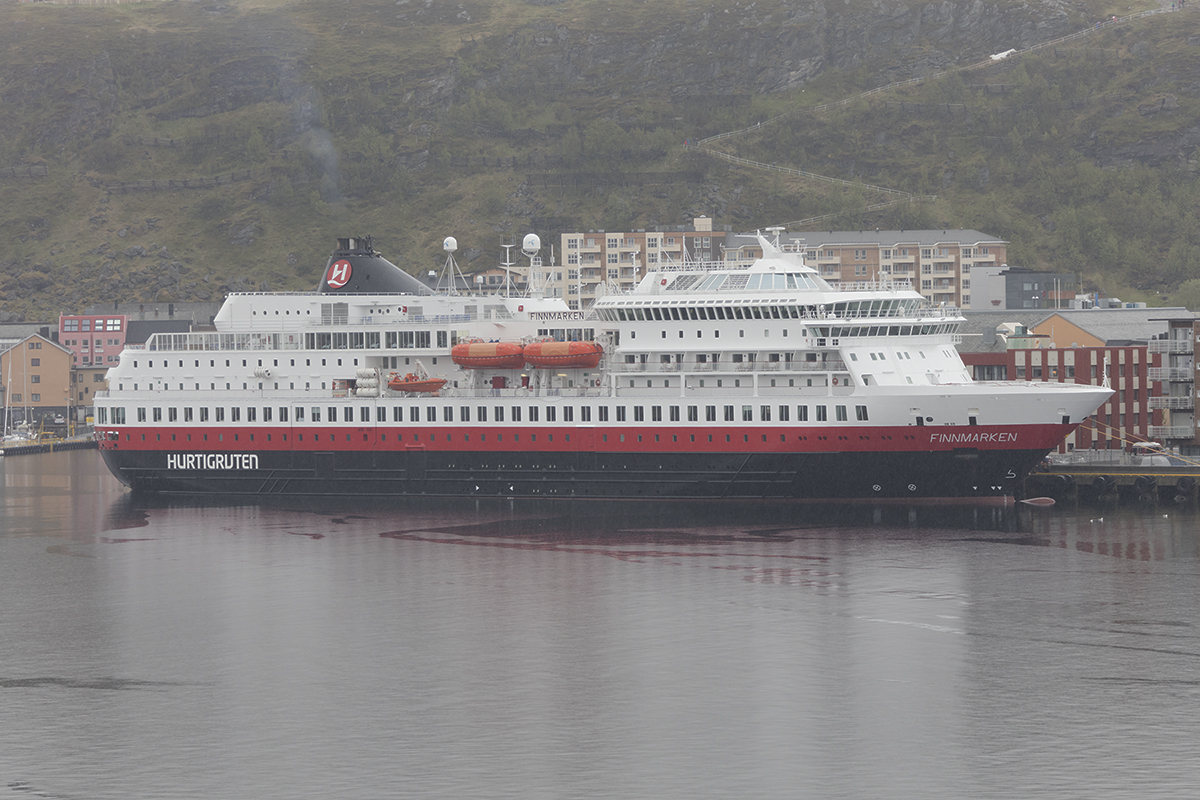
[2,450,1200,799]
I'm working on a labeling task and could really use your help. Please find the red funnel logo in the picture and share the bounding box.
[326,259,352,289]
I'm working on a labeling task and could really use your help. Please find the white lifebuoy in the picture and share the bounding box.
[594,379,601,387]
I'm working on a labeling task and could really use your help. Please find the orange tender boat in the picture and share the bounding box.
[450,341,526,369]
[523,340,603,368]
[388,373,448,393]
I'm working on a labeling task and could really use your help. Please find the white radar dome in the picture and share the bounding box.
[522,233,541,255]
[443,236,458,252]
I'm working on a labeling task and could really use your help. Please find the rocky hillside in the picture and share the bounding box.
[1,0,1198,321]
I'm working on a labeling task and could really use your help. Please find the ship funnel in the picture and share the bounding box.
[318,237,433,295]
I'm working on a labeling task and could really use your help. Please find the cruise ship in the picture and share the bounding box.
[94,233,1111,500]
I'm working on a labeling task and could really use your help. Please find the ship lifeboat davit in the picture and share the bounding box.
[387,373,448,394]
[451,341,526,370]
[523,340,603,369]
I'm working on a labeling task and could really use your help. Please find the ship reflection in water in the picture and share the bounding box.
[3,450,1200,800]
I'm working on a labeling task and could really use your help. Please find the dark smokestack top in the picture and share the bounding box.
[318,236,433,296]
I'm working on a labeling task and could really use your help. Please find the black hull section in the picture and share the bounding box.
[101,447,1045,501]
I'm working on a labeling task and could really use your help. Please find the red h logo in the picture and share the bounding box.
[326,259,352,289]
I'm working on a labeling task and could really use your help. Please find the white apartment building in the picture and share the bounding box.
[723,229,1007,310]
[558,217,725,309]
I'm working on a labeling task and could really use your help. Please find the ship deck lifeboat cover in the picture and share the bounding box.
[450,340,526,369]
[522,340,603,368]
[387,373,448,394]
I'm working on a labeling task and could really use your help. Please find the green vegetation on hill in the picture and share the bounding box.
[1,0,1198,321]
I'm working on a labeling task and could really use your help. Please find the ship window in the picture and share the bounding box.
[184,408,193,422]
[215,407,225,423]
[850,353,858,361]
[329,407,338,422]
[153,407,163,422]
[168,408,178,423]
[616,407,626,422]
[230,407,239,423]
[477,407,488,422]
[496,407,505,422]
[581,407,591,422]
[426,407,436,422]
[408,407,418,422]
[529,407,539,422]
[443,407,453,422]
[632,406,644,422]
[512,406,522,422]
[836,406,847,421]
[137,407,147,422]
[705,406,716,422]
[278,407,289,422]
[856,405,869,421]
[760,406,770,422]
[598,406,608,422]
[651,406,662,422]
[724,406,734,422]
[459,406,471,422]
[263,407,272,422]
[742,406,753,422]
[296,408,305,422]
[377,406,386,423]
[816,406,827,422]
[546,407,555,422]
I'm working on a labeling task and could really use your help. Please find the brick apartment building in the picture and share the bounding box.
[958,308,1198,454]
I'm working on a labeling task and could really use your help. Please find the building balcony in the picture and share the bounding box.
[1148,395,1195,410]
[1148,339,1194,354]
[1148,425,1195,439]
[1148,367,1194,382]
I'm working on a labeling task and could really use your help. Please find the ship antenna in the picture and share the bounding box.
[522,233,543,299]
[501,239,517,298]
[439,236,468,295]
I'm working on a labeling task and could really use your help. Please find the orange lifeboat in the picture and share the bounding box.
[523,340,603,369]
[451,341,526,369]
[388,373,448,394]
